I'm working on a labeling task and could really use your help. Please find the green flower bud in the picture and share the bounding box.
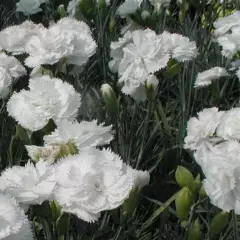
[122,187,140,221]
[101,83,118,114]
[141,11,150,20]
[181,220,189,229]
[199,186,208,200]
[55,141,78,159]
[57,4,67,18]
[209,211,229,237]
[188,218,201,240]
[109,17,116,33]
[175,166,195,191]
[167,58,181,76]
[175,187,194,220]
[98,0,107,8]
[179,10,184,23]
[193,174,202,193]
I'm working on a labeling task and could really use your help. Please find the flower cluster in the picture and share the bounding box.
[184,107,240,213]
[109,29,197,101]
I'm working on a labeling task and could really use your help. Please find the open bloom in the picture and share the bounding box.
[0,53,26,98]
[44,120,114,150]
[213,11,240,37]
[184,107,225,151]
[216,108,240,141]
[7,75,81,131]
[117,0,142,17]
[0,194,33,240]
[16,0,48,16]
[25,18,96,68]
[0,160,56,211]
[194,67,228,87]
[195,141,240,213]
[53,149,134,222]
[0,21,44,55]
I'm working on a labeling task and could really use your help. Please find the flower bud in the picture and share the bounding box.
[175,166,195,191]
[57,4,67,18]
[175,187,193,220]
[188,218,201,240]
[167,58,181,76]
[181,220,189,229]
[109,17,116,33]
[193,174,202,193]
[198,186,208,200]
[209,211,229,238]
[141,11,150,20]
[101,83,118,114]
[122,187,139,221]
[55,141,78,159]
[98,0,107,8]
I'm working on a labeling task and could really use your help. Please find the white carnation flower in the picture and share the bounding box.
[0,53,26,78]
[16,0,48,16]
[25,18,96,68]
[117,0,142,17]
[0,53,26,98]
[194,67,229,88]
[0,194,33,240]
[25,27,74,68]
[25,145,61,164]
[184,107,225,151]
[44,120,114,150]
[54,18,97,66]
[216,108,240,141]
[213,11,240,37]
[109,31,133,73]
[195,141,240,213]
[53,149,134,222]
[0,160,56,211]
[0,21,44,55]
[216,32,240,59]
[167,33,198,62]
[7,75,81,131]
[121,74,159,101]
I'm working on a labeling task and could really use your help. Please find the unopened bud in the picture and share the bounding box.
[193,174,202,193]
[199,186,208,200]
[98,0,107,8]
[109,17,116,33]
[58,5,67,18]
[175,166,195,191]
[188,218,201,240]
[141,11,150,20]
[101,83,118,114]
[175,187,193,220]
[209,211,229,238]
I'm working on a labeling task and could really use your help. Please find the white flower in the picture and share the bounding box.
[53,149,134,222]
[0,53,26,98]
[16,0,48,16]
[0,160,56,211]
[0,194,33,240]
[149,0,171,10]
[0,21,44,55]
[117,0,142,17]
[184,107,225,151]
[54,18,97,66]
[25,18,96,68]
[132,170,150,189]
[195,141,240,213]
[44,120,114,150]
[216,108,240,141]
[25,145,61,164]
[121,74,159,101]
[25,27,74,67]
[167,33,198,62]
[109,31,133,73]
[7,76,81,131]
[116,29,169,100]
[194,67,229,88]
[213,11,240,37]
[216,32,240,59]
